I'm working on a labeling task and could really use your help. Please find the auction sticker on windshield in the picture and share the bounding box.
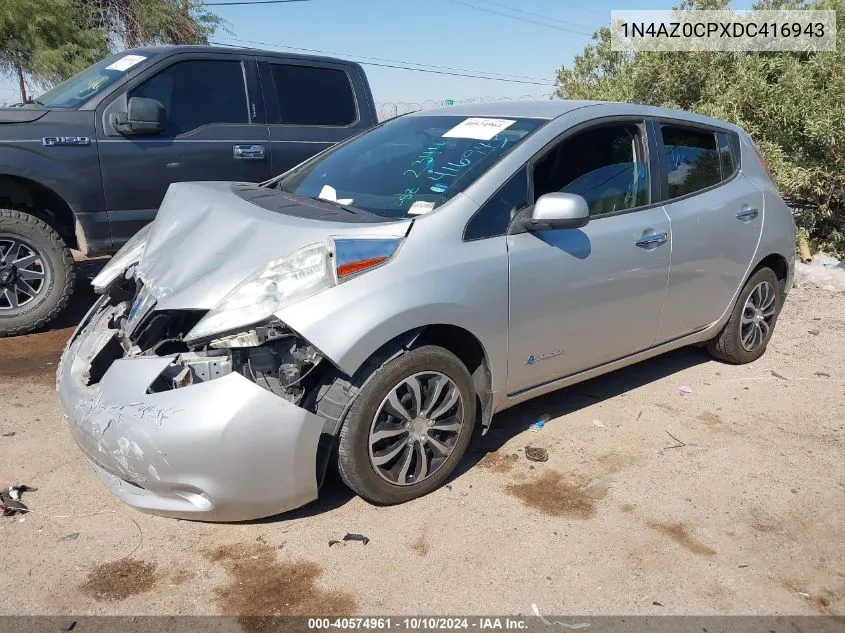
[408,200,436,215]
[106,55,147,71]
[442,118,516,141]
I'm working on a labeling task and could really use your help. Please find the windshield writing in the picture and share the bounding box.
[278,115,545,219]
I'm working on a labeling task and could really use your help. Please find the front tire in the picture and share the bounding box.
[0,210,75,337]
[706,267,782,364]
[327,345,476,505]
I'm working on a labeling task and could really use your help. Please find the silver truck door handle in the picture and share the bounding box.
[635,231,668,249]
[233,144,265,160]
[736,206,759,221]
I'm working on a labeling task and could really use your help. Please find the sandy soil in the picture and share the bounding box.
[0,273,843,617]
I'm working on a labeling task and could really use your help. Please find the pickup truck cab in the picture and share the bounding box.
[0,45,377,335]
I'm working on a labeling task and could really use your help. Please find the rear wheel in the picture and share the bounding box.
[706,267,782,364]
[0,209,75,337]
[322,345,476,505]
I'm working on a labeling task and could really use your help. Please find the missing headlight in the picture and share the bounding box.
[242,336,322,405]
[146,326,324,406]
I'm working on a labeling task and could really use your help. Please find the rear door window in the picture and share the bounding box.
[661,125,721,198]
[269,64,357,126]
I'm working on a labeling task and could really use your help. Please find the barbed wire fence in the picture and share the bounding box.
[375,93,557,121]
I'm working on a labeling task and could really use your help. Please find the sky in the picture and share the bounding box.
[1,0,754,108]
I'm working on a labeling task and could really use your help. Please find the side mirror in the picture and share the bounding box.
[527,192,591,230]
[114,97,165,136]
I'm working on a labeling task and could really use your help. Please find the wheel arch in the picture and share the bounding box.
[0,174,78,250]
[354,324,494,431]
[315,322,495,433]
[751,252,789,295]
[409,324,494,431]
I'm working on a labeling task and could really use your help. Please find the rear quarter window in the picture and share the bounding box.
[717,131,740,179]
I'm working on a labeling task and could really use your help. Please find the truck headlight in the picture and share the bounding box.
[92,224,152,292]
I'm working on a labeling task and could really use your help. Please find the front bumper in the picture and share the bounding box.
[56,297,324,522]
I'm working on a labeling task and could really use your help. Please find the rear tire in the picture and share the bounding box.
[0,209,75,337]
[706,267,782,364]
[320,345,476,505]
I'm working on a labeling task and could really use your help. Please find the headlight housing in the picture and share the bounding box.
[92,224,152,292]
[185,243,332,344]
[185,237,403,345]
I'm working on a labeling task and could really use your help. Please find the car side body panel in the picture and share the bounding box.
[657,171,765,340]
[278,193,511,401]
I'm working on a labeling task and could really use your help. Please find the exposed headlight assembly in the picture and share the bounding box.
[184,237,402,344]
[92,224,153,292]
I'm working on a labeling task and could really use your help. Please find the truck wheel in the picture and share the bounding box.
[706,267,782,364]
[319,345,476,505]
[0,209,75,337]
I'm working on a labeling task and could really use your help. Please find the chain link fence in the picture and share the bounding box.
[375,93,557,121]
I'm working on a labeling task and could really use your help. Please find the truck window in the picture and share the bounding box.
[269,64,356,126]
[130,59,249,136]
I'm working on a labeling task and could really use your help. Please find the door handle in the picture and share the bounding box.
[233,144,265,160]
[736,206,759,221]
[635,231,668,249]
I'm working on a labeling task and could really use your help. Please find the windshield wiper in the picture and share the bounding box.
[309,196,358,214]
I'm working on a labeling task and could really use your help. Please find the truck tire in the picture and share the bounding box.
[0,209,75,337]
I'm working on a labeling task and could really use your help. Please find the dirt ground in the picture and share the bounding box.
[0,269,843,617]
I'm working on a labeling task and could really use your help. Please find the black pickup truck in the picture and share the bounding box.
[0,45,378,335]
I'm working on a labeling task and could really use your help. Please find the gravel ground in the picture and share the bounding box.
[0,274,843,617]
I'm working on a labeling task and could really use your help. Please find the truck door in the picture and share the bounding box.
[96,53,271,246]
[257,58,375,175]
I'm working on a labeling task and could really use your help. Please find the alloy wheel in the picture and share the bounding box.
[740,280,776,351]
[0,235,50,314]
[368,371,464,486]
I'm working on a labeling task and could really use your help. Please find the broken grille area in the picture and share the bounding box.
[129,309,206,355]
[103,275,207,356]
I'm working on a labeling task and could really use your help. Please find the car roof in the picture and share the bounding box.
[407,100,741,131]
[407,100,601,120]
[122,45,363,69]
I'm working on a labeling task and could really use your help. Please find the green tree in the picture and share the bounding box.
[0,0,104,102]
[556,0,845,256]
[82,0,223,50]
[1,0,223,104]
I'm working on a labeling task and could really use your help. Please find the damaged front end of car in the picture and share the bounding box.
[58,224,407,521]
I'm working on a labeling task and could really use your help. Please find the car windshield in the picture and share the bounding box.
[36,52,157,108]
[277,115,546,218]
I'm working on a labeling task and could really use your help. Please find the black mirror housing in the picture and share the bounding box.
[114,97,165,136]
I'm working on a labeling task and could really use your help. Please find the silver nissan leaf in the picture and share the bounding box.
[58,101,795,521]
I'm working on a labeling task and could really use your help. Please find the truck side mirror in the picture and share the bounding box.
[114,97,165,136]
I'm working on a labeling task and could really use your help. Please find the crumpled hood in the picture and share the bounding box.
[136,181,412,310]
